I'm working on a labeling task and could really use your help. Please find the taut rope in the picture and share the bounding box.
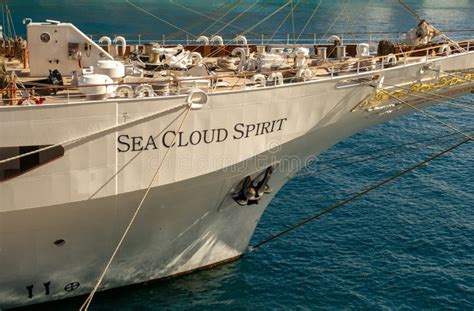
[80,103,193,310]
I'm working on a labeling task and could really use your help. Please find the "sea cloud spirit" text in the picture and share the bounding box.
[117,118,288,152]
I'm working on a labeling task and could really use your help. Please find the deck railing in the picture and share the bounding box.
[2,39,473,106]
[88,30,474,47]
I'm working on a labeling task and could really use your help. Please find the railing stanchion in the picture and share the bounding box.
[162,34,165,46]
[138,34,141,46]
[186,35,189,46]
[287,34,290,45]
[313,33,316,45]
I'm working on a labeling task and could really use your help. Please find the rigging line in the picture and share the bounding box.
[296,0,323,43]
[429,69,473,83]
[169,0,254,35]
[242,1,292,36]
[3,3,9,40]
[250,135,472,251]
[395,0,422,20]
[6,5,15,38]
[402,93,474,111]
[384,91,471,139]
[265,3,295,45]
[341,0,361,41]
[176,1,235,40]
[198,1,243,36]
[381,82,474,111]
[1,4,5,40]
[290,0,296,44]
[432,100,474,111]
[338,0,353,39]
[201,1,283,61]
[80,103,193,311]
[322,0,351,41]
[0,102,189,165]
[395,0,465,52]
[296,131,472,178]
[211,0,259,36]
[313,129,473,166]
[125,0,195,36]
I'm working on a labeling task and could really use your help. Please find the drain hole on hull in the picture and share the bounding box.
[54,239,66,246]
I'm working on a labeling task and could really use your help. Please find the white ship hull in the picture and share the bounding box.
[1,52,473,308]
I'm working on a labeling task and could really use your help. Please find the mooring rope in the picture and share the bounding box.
[384,92,471,139]
[296,129,473,178]
[314,129,474,166]
[80,103,193,311]
[250,134,472,251]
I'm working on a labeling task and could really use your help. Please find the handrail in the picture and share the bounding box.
[87,29,474,38]
[85,30,474,46]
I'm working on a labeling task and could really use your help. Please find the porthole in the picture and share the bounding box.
[40,32,51,43]
[54,239,65,246]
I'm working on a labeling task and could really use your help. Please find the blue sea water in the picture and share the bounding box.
[9,0,474,310]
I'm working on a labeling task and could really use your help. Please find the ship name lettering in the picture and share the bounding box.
[117,118,287,153]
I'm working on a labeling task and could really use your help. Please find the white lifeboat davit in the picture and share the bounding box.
[384,53,397,67]
[190,52,203,65]
[269,72,284,85]
[196,36,209,46]
[99,36,112,53]
[439,44,452,55]
[234,35,248,46]
[113,36,127,56]
[250,74,266,87]
[327,35,342,44]
[210,35,224,46]
[231,47,247,73]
